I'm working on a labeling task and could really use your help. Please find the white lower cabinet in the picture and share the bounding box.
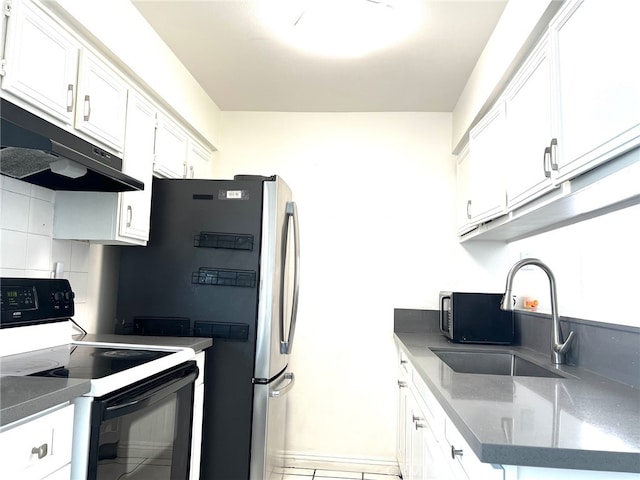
[0,403,74,480]
[396,351,503,480]
[396,346,640,480]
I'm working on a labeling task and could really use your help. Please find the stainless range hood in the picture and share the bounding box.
[1,98,144,192]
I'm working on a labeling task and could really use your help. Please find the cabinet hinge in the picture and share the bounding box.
[3,0,12,18]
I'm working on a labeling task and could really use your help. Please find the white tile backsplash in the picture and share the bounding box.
[0,178,89,305]
[28,197,54,235]
[0,175,31,195]
[0,230,28,269]
[0,190,30,231]
[26,233,52,270]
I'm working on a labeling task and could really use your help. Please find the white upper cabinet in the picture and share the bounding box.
[467,101,506,224]
[186,138,213,179]
[53,89,156,245]
[455,144,473,235]
[459,0,640,242]
[504,33,557,209]
[550,0,640,182]
[154,112,189,178]
[1,0,79,124]
[74,49,128,152]
[1,0,128,153]
[117,90,156,242]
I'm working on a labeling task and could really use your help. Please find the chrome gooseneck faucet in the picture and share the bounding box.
[500,258,575,365]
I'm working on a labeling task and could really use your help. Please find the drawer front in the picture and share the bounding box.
[0,404,74,478]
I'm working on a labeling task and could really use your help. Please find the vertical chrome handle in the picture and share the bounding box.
[126,205,132,227]
[543,146,551,178]
[67,84,74,112]
[466,199,472,219]
[83,94,91,121]
[189,165,195,178]
[183,161,188,178]
[280,201,300,354]
[31,443,48,459]
[550,138,558,170]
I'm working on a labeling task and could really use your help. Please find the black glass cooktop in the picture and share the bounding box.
[28,345,172,379]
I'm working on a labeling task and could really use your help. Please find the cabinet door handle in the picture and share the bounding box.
[543,146,551,178]
[550,138,558,170]
[466,199,472,219]
[31,443,48,459]
[183,161,188,178]
[189,165,195,178]
[83,95,91,121]
[126,205,132,227]
[67,84,74,112]
[451,445,463,459]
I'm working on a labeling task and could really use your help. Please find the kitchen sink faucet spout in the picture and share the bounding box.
[500,258,575,365]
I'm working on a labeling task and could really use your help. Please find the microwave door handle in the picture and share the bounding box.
[440,295,450,333]
[280,201,300,355]
[103,369,197,420]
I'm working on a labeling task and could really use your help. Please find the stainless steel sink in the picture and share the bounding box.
[429,349,569,379]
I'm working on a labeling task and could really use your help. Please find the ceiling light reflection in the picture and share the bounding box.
[256,0,423,58]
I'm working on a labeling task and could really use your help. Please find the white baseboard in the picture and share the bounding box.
[283,451,400,475]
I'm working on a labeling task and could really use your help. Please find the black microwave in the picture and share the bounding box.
[439,291,514,344]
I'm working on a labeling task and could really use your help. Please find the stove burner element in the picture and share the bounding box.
[98,349,163,359]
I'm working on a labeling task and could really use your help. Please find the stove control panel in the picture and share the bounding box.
[1,278,74,327]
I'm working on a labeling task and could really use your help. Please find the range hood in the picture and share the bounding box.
[0,98,143,192]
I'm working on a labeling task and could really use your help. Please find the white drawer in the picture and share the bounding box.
[0,404,74,479]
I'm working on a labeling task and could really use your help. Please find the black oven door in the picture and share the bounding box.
[87,361,198,480]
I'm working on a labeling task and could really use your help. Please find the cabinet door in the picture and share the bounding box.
[74,49,128,152]
[456,144,473,235]
[1,0,78,124]
[408,393,426,480]
[504,34,557,209]
[187,138,213,179]
[397,369,410,478]
[0,404,74,480]
[118,90,156,242]
[468,102,506,223]
[551,0,640,182]
[154,113,188,178]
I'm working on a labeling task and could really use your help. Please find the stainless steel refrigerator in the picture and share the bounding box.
[116,175,300,480]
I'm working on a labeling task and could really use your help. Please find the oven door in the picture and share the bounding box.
[87,361,198,480]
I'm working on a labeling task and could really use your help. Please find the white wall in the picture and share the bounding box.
[505,204,640,327]
[217,111,458,464]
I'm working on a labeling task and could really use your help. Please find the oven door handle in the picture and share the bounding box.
[103,366,198,420]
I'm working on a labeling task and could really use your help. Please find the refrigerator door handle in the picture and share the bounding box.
[269,372,295,398]
[280,201,300,354]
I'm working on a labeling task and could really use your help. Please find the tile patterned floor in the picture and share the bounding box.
[281,467,401,480]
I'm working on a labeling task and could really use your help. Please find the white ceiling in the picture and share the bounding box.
[132,0,508,112]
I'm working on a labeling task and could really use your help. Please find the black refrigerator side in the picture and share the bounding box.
[116,177,265,480]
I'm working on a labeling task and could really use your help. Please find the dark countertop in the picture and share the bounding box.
[0,376,90,427]
[394,331,640,473]
[0,334,212,428]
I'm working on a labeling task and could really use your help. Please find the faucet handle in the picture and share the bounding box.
[554,330,575,355]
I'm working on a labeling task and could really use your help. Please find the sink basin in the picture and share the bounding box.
[430,349,568,379]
